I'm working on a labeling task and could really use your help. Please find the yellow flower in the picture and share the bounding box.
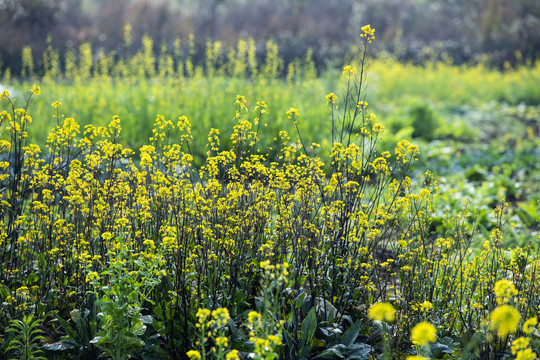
[196,308,211,325]
[411,322,437,346]
[325,93,337,105]
[51,101,62,108]
[286,108,300,118]
[419,301,433,312]
[86,271,100,283]
[489,305,521,338]
[29,85,41,95]
[515,348,537,360]
[361,24,375,36]
[268,334,282,345]
[186,350,201,360]
[361,24,376,42]
[494,279,518,304]
[248,311,262,326]
[143,239,155,249]
[523,317,538,334]
[357,101,368,108]
[226,350,240,360]
[368,302,396,323]
[215,336,228,347]
[511,337,530,355]
[342,65,356,75]
[406,357,429,360]
[211,308,230,327]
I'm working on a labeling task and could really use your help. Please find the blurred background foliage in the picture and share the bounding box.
[1,0,540,76]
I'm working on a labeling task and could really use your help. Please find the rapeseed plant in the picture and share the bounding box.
[1,24,540,360]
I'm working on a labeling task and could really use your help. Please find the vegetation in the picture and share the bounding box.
[1,25,539,360]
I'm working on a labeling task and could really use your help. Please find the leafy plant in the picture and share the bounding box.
[87,238,165,360]
[5,314,46,360]
[43,302,99,359]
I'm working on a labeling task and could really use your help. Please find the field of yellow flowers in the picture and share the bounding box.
[1,26,540,360]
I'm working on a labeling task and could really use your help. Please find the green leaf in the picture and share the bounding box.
[341,320,362,347]
[431,342,452,358]
[56,314,80,343]
[295,292,307,309]
[141,315,153,324]
[43,340,79,351]
[313,345,346,359]
[300,308,317,355]
[344,343,372,360]
[228,318,244,343]
[132,321,147,336]
[89,336,102,344]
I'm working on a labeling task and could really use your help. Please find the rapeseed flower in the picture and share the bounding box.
[511,337,530,355]
[515,348,537,360]
[29,85,41,95]
[368,302,396,322]
[522,317,537,334]
[226,350,240,360]
[325,93,337,106]
[494,279,518,304]
[342,65,356,75]
[248,311,262,327]
[186,350,202,360]
[286,108,300,119]
[411,322,437,346]
[489,305,521,337]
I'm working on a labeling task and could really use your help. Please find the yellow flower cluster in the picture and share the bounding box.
[410,322,437,346]
[368,302,396,322]
[361,24,376,42]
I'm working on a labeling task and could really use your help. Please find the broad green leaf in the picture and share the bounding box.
[89,336,102,344]
[132,321,147,336]
[300,308,317,355]
[313,345,346,359]
[56,314,79,342]
[43,340,79,351]
[342,320,362,347]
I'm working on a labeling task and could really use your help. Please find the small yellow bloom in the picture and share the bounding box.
[143,239,155,249]
[215,336,228,347]
[268,334,282,345]
[226,350,240,360]
[51,101,63,108]
[419,301,433,312]
[523,317,537,334]
[248,311,262,325]
[196,308,211,323]
[30,85,41,95]
[343,65,356,75]
[86,271,100,283]
[511,337,530,355]
[489,305,521,338]
[515,348,537,360]
[406,357,429,360]
[325,93,337,105]
[361,24,375,36]
[494,279,518,304]
[368,302,396,322]
[411,322,437,346]
[286,108,300,118]
[186,350,201,360]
